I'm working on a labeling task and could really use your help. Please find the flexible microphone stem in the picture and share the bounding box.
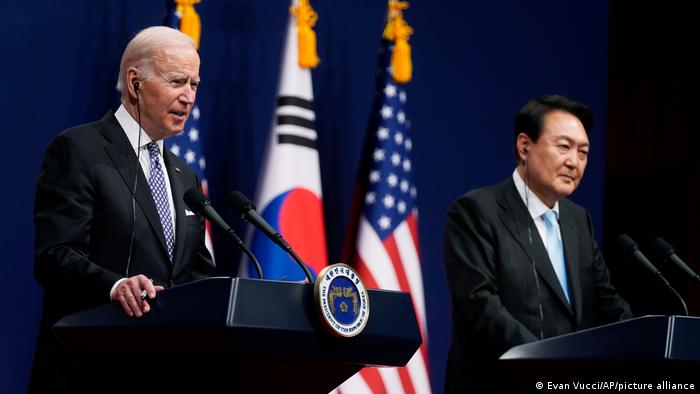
[654,271,689,316]
[223,228,264,280]
[227,191,314,284]
[277,235,314,284]
[645,262,689,316]
[184,188,264,279]
[254,222,313,283]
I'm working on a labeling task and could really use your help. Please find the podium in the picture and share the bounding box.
[499,316,700,391]
[53,277,422,393]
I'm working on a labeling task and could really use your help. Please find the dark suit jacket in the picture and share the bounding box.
[29,111,215,393]
[443,177,631,393]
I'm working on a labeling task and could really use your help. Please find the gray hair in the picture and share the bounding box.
[117,26,196,94]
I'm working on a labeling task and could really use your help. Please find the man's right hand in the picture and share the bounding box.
[110,274,165,318]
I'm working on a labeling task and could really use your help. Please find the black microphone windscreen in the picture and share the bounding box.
[184,188,209,213]
[616,234,639,255]
[650,237,675,257]
[227,191,256,214]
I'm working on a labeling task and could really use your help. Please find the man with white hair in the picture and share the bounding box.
[30,26,214,393]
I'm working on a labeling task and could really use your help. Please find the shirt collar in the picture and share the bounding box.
[512,168,559,220]
[114,104,164,155]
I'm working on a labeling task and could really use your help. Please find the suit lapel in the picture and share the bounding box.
[559,205,583,323]
[99,113,170,261]
[164,150,187,272]
[497,178,573,316]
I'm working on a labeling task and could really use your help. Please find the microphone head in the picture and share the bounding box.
[616,234,639,255]
[650,237,675,257]
[227,191,256,215]
[184,188,210,213]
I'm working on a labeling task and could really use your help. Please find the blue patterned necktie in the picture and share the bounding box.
[542,210,570,304]
[146,142,175,262]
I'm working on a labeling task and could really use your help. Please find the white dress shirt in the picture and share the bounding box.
[512,169,562,249]
[110,105,177,299]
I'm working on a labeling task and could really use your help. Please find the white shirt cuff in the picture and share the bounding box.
[110,278,128,301]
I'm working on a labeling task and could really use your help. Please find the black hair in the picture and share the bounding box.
[513,95,593,161]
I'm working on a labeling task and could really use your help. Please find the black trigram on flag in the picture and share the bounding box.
[276,96,317,149]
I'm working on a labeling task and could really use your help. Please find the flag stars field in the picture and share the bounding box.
[382,194,395,209]
[397,111,406,124]
[188,127,199,142]
[397,200,406,213]
[384,83,397,97]
[381,105,393,119]
[185,149,196,164]
[365,192,376,204]
[377,127,390,140]
[373,148,386,161]
[378,215,391,230]
[387,173,398,187]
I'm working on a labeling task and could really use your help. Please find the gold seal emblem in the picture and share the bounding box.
[314,263,370,337]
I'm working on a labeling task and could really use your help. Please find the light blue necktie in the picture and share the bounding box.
[147,142,175,262]
[542,210,570,304]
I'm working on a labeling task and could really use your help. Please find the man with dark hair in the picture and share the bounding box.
[443,95,632,392]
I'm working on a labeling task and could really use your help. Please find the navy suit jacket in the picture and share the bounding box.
[29,111,215,393]
[443,177,631,393]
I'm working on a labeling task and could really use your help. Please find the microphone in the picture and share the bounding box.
[183,188,263,279]
[650,237,700,285]
[227,191,314,283]
[617,234,687,315]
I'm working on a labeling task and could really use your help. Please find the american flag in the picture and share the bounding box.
[338,40,431,394]
[163,0,215,258]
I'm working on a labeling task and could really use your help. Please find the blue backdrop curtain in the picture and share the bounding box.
[1,1,610,392]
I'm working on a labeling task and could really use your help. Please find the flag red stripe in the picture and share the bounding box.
[382,234,412,292]
[398,364,417,394]
[401,213,430,371]
[358,367,387,394]
[355,255,379,290]
[205,220,213,241]
[419,341,430,379]
[406,212,420,256]
[201,185,215,255]
[353,234,426,393]
[383,230,424,393]
[388,221,427,343]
